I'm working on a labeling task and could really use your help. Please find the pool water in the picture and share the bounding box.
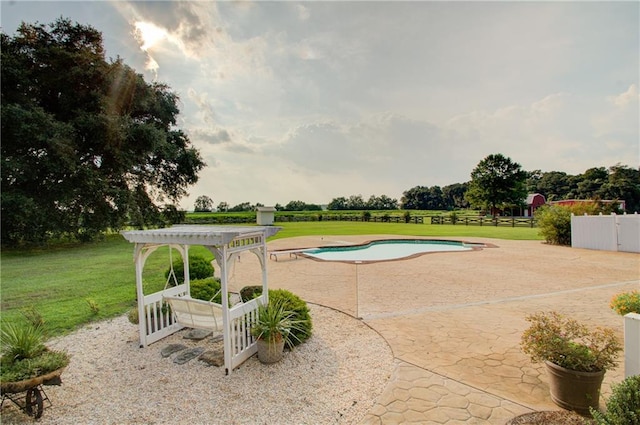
[303,239,473,262]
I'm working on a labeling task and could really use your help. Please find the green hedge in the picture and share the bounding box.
[165,254,214,284]
[190,278,222,303]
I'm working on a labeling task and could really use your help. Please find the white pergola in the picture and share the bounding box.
[121,225,281,374]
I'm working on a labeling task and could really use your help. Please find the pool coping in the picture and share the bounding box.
[269,237,498,264]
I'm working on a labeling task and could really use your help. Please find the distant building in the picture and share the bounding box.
[525,193,546,217]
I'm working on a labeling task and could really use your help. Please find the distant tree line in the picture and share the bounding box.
[207,162,638,214]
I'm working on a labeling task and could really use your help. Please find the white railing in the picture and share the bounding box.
[141,284,187,346]
[227,296,263,371]
[571,213,640,253]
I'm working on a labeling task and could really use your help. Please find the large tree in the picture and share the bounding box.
[194,195,214,212]
[1,19,204,244]
[401,186,445,210]
[465,154,528,216]
[442,183,470,210]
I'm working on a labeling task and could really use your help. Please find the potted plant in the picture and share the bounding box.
[1,321,70,418]
[520,311,623,415]
[251,299,304,364]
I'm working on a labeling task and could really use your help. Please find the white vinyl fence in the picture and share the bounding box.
[571,213,640,253]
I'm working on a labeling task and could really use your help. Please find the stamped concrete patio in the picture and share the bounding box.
[232,235,639,424]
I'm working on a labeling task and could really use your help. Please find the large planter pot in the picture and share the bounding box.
[256,338,285,364]
[545,361,605,414]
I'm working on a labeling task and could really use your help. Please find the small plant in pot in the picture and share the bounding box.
[251,299,305,364]
[520,311,622,415]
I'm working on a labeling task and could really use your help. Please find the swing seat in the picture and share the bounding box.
[163,295,224,332]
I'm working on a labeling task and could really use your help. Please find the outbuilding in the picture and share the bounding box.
[525,193,546,217]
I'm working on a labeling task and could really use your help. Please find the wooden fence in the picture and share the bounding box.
[431,216,536,227]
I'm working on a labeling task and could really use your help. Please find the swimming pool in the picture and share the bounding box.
[302,239,475,263]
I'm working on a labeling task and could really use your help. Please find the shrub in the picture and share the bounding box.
[165,254,214,284]
[127,307,139,325]
[535,205,573,245]
[591,375,640,425]
[190,277,222,303]
[450,211,459,224]
[403,211,411,223]
[520,311,622,372]
[610,291,640,316]
[268,289,312,346]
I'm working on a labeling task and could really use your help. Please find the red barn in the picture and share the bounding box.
[525,193,546,217]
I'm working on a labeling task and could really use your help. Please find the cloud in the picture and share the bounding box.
[190,128,232,146]
[6,0,636,209]
[610,84,639,108]
[297,5,310,21]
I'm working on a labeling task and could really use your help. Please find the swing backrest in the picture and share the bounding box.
[163,295,224,332]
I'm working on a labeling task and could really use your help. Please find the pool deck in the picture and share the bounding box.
[232,235,640,424]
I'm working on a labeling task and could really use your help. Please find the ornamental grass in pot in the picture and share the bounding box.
[251,299,305,364]
[520,311,622,415]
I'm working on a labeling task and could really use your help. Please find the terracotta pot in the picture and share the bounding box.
[256,338,285,364]
[545,361,605,414]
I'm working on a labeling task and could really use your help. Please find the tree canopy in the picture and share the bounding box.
[1,19,204,244]
[194,195,214,212]
[526,164,640,212]
[465,154,528,216]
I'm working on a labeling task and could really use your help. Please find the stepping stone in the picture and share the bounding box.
[174,347,205,365]
[183,329,212,340]
[210,334,223,343]
[161,344,187,358]
[199,348,224,367]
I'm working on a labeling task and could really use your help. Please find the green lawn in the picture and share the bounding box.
[0,222,542,337]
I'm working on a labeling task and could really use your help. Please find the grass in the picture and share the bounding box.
[0,222,542,337]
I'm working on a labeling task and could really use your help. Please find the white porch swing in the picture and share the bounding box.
[121,225,281,374]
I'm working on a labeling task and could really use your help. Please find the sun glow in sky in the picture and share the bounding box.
[1,1,638,209]
[134,21,167,51]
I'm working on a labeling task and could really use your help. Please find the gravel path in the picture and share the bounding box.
[1,304,393,425]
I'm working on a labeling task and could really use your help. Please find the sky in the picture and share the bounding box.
[1,1,639,210]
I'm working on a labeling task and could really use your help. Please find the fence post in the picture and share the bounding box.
[624,313,640,378]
